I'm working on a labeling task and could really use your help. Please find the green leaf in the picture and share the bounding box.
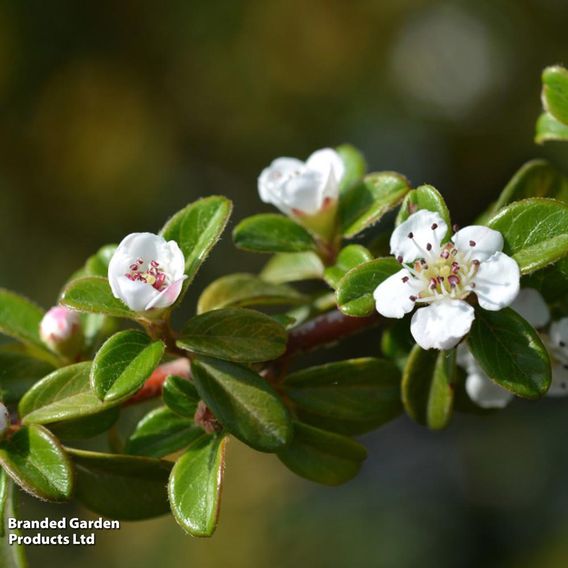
[192,357,292,452]
[48,408,120,441]
[19,362,118,425]
[197,273,305,313]
[402,346,457,430]
[536,112,568,144]
[339,172,411,237]
[126,407,202,458]
[84,244,117,278]
[178,308,287,363]
[396,185,451,232]
[380,319,415,370]
[233,214,316,254]
[337,144,367,193]
[324,245,373,289]
[68,448,172,520]
[161,196,233,287]
[278,422,367,486]
[0,289,45,350]
[60,277,136,319]
[488,198,568,274]
[336,257,400,317]
[0,349,55,404]
[0,480,28,568]
[168,434,227,537]
[522,264,568,302]
[492,160,568,212]
[261,252,325,284]
[0,425,73,501]
[91,330,165,402]
[542,65,568,125]
[163,375,200,417]
[0,470,6,538]
[468,308,551,399]
[283,358,402,435]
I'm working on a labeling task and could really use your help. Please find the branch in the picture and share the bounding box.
[125,309,382,405]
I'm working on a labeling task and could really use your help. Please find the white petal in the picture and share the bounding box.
[456,343,476,370]
[410,299,474,350]
[281,170,326,214]
[466,372,514,409]
[549,363,568,397]
[473,252,520,311]
[115,277,159,312]
[452,225,503,261]
[165,240,186,280]
[258,158,303,206]
[373,269,422,319]
[511,288,550,328]
[390,210,447,263]
[549,318,568,360]
[305,148,345,184]
[145,277,187,310]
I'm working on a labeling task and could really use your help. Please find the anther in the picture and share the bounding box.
[397,256,403,263]
[408,232,414,239]
[151,260,159,268]
[472,259,480,266]
[130,264,139,271]
[409,295,417,302]
[402,276,409,283]
[426,243,432,251]
[453,224,460,232]
[431,223,438,230]
[448,275,460,288]
[469,240,476,247]
[137,258,143,265]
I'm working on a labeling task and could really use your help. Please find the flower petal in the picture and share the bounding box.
[410,299,474,350]
[258,158,304,206]
[305,148,345,184]
[145,276,187,310]
[115,277,159,312]
[390,210,447,263]
[549,318,568,361]
[549,363,568,397]
[373,269,422,319]
[452,225,503,261]
[165,240,186,280]
[465,371,514,409]
[473,252,520,311]
[511,288,550,328]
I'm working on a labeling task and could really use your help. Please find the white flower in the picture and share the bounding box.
[0,402,9,438]
[40,306,81,346]
[459,289,568,408]
[373,210,520,350]
[108,233,187,312]
[258,148,345,217]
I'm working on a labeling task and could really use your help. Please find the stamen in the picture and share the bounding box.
[469,240,476,247]
[397,256,403,263]
[402,276,409,283]
[453,224,459,232]
[431,223,438,230]
[426,243,432,251]
[408,232,414,239]
[409,295,417,302]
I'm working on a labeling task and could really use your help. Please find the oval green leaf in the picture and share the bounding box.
[163,375,200,417]
[0,289,46,350]
[542,65,568,125]
[191,357,292,452]
[233,214,316,254]
[261,252,325,284]
[0,425,73,501]
[395,185,451,232]
[323,245,373,289]
[337,144,367,193]
[91,330,165,402]
[536,112,568,144]
[168,434,227,537]
[468,307,551,399]
[178,308,287,363]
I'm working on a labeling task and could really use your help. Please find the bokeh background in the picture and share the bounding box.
[2,0,568,567]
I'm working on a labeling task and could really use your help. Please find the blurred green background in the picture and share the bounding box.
[2,0,568,567]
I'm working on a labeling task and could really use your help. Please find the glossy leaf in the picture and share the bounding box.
[233,214,316,253]
[488,198,568,274]
[0,289,45,350]
[396,185,451,232]
[468,308,551,399]
[493,160,568,212]
[60,277,136,319]
[168,434,227,537]
[278,422,367,486]
[91,330,165,402]
[19,362,118,425]
[163,375,200,417]
[261,252,325,284]
[160,196,233,286]
[178,308,287,363]
[0,425,73,501]
[324,245,373,289]
[0,480,27,568]
[340,172,411,237]
[402,346,457,430]
[337,143,367,193]
[542,65,568,125]
[336,257,400,317]
[198,273,305,313]
[535,112,568,144]
[192,357,292,452]
[284,358,402,435]
[68,448,172,520]
[126,406,202,458]
[84,244,117,278]
[48,407,120,440]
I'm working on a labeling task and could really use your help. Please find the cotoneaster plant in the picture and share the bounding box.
[1,65,568,564]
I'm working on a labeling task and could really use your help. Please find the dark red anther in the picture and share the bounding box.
[409,295,417,302]
[408,232,414,239]
[426,243,432,251]
[431,223,438,230]
[469,240,476,247]
[402,276,409,283]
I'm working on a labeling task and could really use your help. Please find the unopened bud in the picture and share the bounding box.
[0,403,10,439]
[40,306,84,358]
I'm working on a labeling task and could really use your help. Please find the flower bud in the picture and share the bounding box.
[40,306,84,358]
[258,148,344,240]
[108,233,187,312]
[0,403,10,439]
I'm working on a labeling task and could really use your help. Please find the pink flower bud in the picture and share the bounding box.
[0,403,10,438]
[40,306,83,357]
